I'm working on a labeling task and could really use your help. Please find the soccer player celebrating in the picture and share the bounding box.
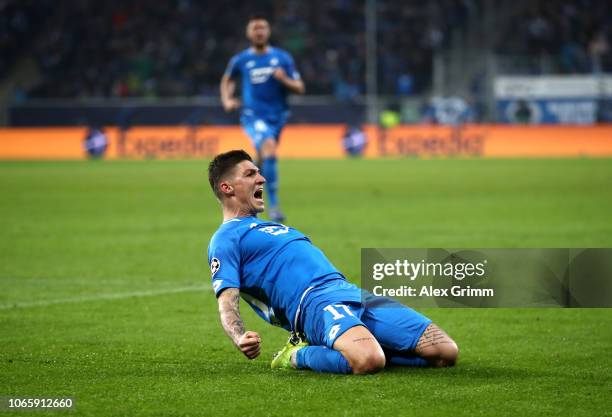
[207,150,459,374]
[220,15,304,222]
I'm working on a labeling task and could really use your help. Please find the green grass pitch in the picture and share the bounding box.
[1,158,611,416]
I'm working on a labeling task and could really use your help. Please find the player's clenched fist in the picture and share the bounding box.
[222,97,241,112]
[273,67,288,81]
[237,331,261,359]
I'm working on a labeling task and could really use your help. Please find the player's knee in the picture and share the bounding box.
[260,139,276,158]
[348,350,386,375]
[433,340,459,368]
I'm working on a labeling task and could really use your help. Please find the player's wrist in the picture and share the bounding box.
[235,332,246,343]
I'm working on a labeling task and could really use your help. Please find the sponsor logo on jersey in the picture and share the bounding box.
[249,66,275,84]
[258,225,289,236]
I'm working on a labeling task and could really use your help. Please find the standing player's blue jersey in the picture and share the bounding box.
[207,217,344,332]
[224,47,300,119]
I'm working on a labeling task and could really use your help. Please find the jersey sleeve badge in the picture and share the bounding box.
[210,257,221,277]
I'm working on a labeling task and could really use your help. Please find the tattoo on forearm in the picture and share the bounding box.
[218,289,245,344]
[416,324,453,351]
[352,337,375,343]
[228,318,245,338]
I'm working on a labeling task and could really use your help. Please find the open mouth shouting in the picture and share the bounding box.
[254,187,264,203]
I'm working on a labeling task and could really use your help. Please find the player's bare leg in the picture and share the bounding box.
[414,323,459,367]
[332,325,386,374]
[260,137,276,159]
[260,137,284,221]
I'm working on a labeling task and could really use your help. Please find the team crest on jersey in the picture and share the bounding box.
[246,60,256,68]
[270,57,279,66]
[210,257,221,277]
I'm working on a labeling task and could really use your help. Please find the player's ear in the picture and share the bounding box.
[219,181,234,196]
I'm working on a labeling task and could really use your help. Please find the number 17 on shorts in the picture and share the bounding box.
[322,303,362,345]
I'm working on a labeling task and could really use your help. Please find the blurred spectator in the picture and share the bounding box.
[589,30,610,73]
[396,74,414,96]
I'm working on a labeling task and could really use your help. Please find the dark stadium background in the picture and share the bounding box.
[3,0,611,126]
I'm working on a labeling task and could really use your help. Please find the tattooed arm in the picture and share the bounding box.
[217,288,261,359]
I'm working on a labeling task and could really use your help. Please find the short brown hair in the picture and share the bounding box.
[208,150,253,199]
[248,14,270,24]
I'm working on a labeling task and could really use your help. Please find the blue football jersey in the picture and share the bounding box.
[207,217,344,331]
[224,47,300,118]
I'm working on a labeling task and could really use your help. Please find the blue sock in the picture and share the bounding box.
[261,157,279,208]
[296,346,352,374]
[384,350,429,367]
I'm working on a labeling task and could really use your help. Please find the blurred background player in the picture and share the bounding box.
[220,15,305,222]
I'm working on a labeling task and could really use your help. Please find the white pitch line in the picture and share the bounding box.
[0,285,208,310]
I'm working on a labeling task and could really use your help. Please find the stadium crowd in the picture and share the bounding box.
[2,0,610,100]
[497,0,612,73]
[0,0,53,78]
[8,0,473,99]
